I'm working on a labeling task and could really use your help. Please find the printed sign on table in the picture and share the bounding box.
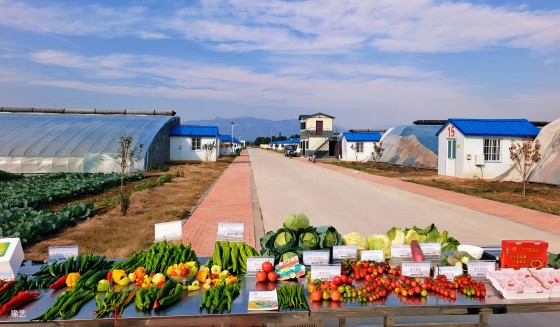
[468,260,496,278]
[360,250,385,262]
[154,220,182,242]
[332,246,358,260]
[401,261,431,278]
[217,222,244,241]
[391,245,412,258]
[435,266,463,280]
[48,246,79,261]
[310,265,342,281]
[303,251,330,265]
[419,243,442,256]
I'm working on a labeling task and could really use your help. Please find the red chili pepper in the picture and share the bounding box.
[153,298,159,309]
[106,272,112,283]
[0,281,13,293]
[49,274,69,290]
[0,290,39,315]
[156,281,165,289]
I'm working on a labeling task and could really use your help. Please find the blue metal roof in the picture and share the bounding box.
[170,125,218,137]
[269,139,300,145]
[343,132,382,142]
[436,119,539,137]
[219,135,240,144]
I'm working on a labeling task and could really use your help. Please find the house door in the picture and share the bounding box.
[316,121,323,135]
[446,139,456,176]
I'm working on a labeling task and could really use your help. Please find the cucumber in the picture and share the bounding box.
[85,270,110,289]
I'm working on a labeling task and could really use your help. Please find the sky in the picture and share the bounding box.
[0,0,559,129]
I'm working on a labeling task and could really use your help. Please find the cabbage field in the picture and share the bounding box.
[0,172,143,246]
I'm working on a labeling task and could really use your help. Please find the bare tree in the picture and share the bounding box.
[115,135,143,215]
[509,137,541,198]
[372,141,384,162]
[202,141,217,161]
[350,144,359,162]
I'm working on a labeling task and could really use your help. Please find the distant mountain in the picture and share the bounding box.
[182,116,346,142]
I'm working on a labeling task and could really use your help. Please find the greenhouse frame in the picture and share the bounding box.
[0,112,180,173]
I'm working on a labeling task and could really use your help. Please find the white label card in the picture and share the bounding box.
[246,257,274,274]
[332,246,358,260]
[391,245,412,258]
[0,272,12,281]
[360,250,385,262]
[217,222,244,241]
[401,261,431,278]
[303,251,330,265]
[48,246,79,261]
[467,260,496,278]
[419,243,442,256]
[310,265,341,281]
[154,220,182,242]
[435,266,463,280]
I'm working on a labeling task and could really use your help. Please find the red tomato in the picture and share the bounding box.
[347,277,353,284]
[262,262,273,273]
[330,290,341,301]
[311,290,323,302]
[180,267,188,276]
[340,275,348,284]
[332,276,342,286]
[256,271,267,283]
[267,272,278,282]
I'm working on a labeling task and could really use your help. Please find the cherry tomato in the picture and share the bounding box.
[256,271,267,283]
[262,262,273,273]
[311,290,323,302]
[332,276,342,286]
[330,290,342,301]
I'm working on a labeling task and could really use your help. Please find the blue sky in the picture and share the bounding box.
[0,0,558,129]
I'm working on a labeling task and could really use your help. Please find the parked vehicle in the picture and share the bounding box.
[284,145,298,158]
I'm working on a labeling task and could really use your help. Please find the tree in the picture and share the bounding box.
[372,141,384,162]
[202,141,216,161]
[349,144,359,162]
[115,135,143,216]
[509,137,541,198]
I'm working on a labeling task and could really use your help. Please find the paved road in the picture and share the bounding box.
[249,148,559,327]
[249,149,559,252]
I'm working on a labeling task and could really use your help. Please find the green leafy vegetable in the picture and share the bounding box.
[297,227,319,250]
[315,226,342,249]
[283,213,310,231]
[342,232,368,250]
[387,227,406,245]
[366,234,391,259]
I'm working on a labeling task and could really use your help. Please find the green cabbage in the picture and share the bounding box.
[315,226,342,248]
[366,234,391,259]
[297,227,319,250]
[261,227,297,254]
[283,212,310,231]
[342,232,368,250]
[387,227,405,245]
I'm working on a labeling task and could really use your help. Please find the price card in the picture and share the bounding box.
[48,246,79,261]
[310,265,341,281]
[467,260,496,278]
[154,220,182,242]
[332,246,358,260]
[217,222,244,241]
[360,250,385,262]
[303,251,330,265]
[419,243,442,256]
[246,257,274,275]
[391,245,412,258]
[401,261,431,278]
[0,272,12,281]
[435,266,463,280]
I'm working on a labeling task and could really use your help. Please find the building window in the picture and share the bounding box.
[191,137,201,150]
[484,138,501,162]
[447,139,456,159]
[355,142,364,153]
[300,122,306,130]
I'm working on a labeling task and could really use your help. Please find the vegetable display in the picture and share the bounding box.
[199,280,240,313]
[95,289,136,318]
[276,283,309,310]
[283,213,310,231]
[37,287,96,321]
[205,241,259,275]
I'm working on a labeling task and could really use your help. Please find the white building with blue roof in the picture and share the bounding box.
[340,132,383,161]
[436,118,540,179]
[218,135,241,156]
[170,125,219,161]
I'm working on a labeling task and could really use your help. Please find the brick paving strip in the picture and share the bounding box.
[298,158,560,235]
[182,152,255,257]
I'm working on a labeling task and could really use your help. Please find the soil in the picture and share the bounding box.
[24,157,235,261]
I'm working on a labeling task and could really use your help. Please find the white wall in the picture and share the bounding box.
[302,115,333,131]
[341,138,376,161]
[170,136,218,161]
[438,124,523,179]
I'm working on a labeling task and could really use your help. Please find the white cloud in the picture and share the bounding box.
[1,0,558,53]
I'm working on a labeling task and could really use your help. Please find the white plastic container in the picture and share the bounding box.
[0,238,24,280]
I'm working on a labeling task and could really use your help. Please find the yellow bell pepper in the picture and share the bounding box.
[196,266,210,283]
[66,272,81,288]
[112,270,127,284]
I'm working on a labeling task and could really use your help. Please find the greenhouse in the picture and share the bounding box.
[0,112,179,173]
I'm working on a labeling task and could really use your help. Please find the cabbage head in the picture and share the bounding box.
[404,229,426,243]
[297,227,319,250]
[283,213,310,231]
[387,227,405,245]
[315,226,342,249]
[366,234,391,259]
[342,232,368,250]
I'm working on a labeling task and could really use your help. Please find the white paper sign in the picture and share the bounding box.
[310,265,341,281]
[217,222,244,241]
[303,251,330,265]
[48,246,79,261]
[154,220,182,242]
[332,246,358,260]
[0,272,12,281]
[248,290,278,311]
[391,245,412,258]
[246,257,274,274]
[360,250,385,262]
[467,260,496,278]
[401,261,431,277]
[435,266,463,280]
[419,243,442,256]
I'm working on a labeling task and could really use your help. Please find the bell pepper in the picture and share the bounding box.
[196,266,210,283]
[66,272,81,288]
[134,267,147,281]
[112,270,127,284]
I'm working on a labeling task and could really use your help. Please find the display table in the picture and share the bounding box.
[1,261,559,327]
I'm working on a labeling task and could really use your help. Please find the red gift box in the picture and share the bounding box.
[501,240,548,269]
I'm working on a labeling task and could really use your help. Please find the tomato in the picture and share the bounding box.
[311,290,322,302]
[267,272,278,282]
[340,275,348,284]
[420,289,428,297]
[332,276,342,286]
[414,286,421,294]
[347,277,353,284]
[307,282,317,293]
[377,266,384,274]
[256,271,267,283]
[330,290,341,301]
[262,262,273,273]
[180,267,188,276]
